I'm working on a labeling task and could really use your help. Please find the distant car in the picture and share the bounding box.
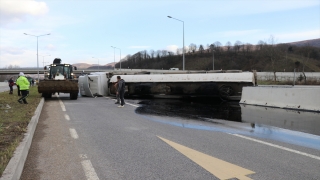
[169,68,179,70]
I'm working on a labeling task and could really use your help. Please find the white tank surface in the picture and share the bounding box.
[79,72,109,97]
[110,72,255,84]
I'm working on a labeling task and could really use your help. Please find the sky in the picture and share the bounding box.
[0,0,319,68]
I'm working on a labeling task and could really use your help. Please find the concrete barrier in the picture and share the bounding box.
[240,86,320,112]
[241,104,320,136]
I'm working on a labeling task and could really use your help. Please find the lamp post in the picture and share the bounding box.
[39,54,50,67]
[24,33,50,81]
[92,57,100,71]
[111,46,121,70]
[212,50,215,70]
[168,16,185,70]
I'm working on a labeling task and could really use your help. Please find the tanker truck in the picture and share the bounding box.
[38,58,79,100]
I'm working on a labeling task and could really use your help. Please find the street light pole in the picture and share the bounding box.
[111,46,121,70]
[39,54,50,67]
[24,33,50,81]
[92,57,100,71]
[212,50,215,70]
[168,16,185,71]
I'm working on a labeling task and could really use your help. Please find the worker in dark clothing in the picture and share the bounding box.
[8,77,14,94]
[114,80,120,104]
[116,76,125,108]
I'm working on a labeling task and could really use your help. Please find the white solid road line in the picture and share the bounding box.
[64,114,70,121]
[232,134,320,161]
[80,154,100,180]
[69,128,79,139]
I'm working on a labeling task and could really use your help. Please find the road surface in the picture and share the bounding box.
[21,94,320,180]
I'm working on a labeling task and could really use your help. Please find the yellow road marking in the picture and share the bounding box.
[158,136,255,180]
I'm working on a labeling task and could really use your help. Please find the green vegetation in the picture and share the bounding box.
[0,86,41,176]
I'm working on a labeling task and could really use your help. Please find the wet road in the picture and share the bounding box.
[21,95,320,180]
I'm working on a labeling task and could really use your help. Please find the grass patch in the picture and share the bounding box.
[0,86,41,176]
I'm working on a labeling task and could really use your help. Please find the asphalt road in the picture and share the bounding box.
[0,82,16,93]
[21,94,320,180]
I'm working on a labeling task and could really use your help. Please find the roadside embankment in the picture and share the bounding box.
[240,85,320,112]
[0,87,42,179]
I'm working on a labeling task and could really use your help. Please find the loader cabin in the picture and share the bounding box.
[44,58,77,80]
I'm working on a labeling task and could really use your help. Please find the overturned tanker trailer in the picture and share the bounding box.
[109,72,256,100]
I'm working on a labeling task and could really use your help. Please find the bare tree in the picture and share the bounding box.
[168,51,174,56]
[6,65,20,69]
[149,49,155,59]
[206,44,210,53]
[189,43,197,53]
[176,48,182,55]
[257,40,266,50]
[245,43,253,54]
[156,50,162,59]
[234,40,242,53]
[214,41,222,52]
[209,44,215,52]
[161,50,168,57]
[198,44,204,53]
[225,41,232,51]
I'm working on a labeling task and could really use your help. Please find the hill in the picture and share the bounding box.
[115,38,320,72]
[72,62,116,69]
[288,38,320,48]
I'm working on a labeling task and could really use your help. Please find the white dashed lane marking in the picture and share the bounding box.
[232,134,320,161]
[64,114,70,121]
[69,128,79,139]
[80,154,100,180]
[59,99,66,111]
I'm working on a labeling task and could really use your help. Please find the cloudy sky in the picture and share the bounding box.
[0,0,319,68]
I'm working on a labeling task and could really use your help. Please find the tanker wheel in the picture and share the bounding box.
[42,93,52,98]
[47,93,52,98]
[70,92,78,100]
[218,85,234,101]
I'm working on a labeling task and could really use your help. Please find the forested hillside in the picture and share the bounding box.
[116,38,320,72]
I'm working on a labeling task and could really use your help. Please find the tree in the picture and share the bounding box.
[257,40,266,50]
[234,41,242,53]
[209,44,215,52]
[176,48,182,55]
[199,44,204,53]
[156,50,162,59]
[149,49,155,59]
[189,43,197,53]
[161,50,168,57]
[214,41,222,52]
[245,43,253,54]
[225,41,232,51]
